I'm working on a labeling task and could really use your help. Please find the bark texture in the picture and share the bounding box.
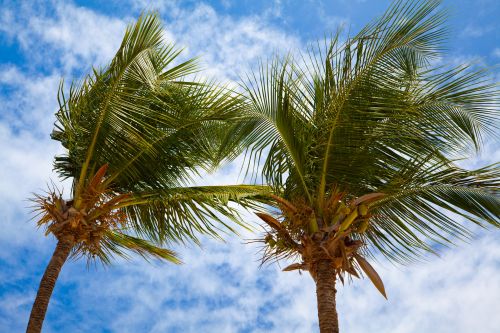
[315,259,339,333]
[26,237,73,333]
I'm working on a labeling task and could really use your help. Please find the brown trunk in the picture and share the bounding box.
[26,236,73,333]
[315,259,339,333]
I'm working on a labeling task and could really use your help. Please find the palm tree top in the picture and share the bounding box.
[227,0,499,267]
[37,11,269,264]
[26,13,270,332]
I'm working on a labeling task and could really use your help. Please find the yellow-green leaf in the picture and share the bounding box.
[338,209,359,232]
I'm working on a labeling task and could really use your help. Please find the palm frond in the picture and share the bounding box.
[241,57,313,201]
[120,185,271,244]
[51,12,214,199]
[361,162,500,262]
[98,231,181,264]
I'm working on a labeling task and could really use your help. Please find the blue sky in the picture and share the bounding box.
[0,0,499,332]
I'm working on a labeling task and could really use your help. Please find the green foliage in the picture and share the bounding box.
[227,0,500,263]
[122,185,270,244]
[97,231,182,264]
[46,12,269,263]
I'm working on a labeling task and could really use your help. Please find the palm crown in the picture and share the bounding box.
[224,0,499,320]
[27,12,268,333]
[46,12,268,259]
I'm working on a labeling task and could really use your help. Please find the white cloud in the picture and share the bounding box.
[0,66,66,246]
[159,3,302,82]
[0,67,61,134]
[9,224,497,332]
[0,123,60,243]
[0,1,127,74]
[340,232,500,332]
[29,4,126,73]
[460,24,494,38]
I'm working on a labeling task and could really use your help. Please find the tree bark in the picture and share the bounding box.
[315,259,339,333]
[26,236,73,333]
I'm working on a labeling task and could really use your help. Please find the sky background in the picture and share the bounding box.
[0,0,499,332]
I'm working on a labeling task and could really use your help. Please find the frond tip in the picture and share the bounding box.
[105,231,181,264]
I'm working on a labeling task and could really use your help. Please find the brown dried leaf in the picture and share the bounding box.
[354,254,387,299]
[320,245,333,258]
[345,240,363,254]
[346,266,360,278]
[333,257,343,268]
[88,164,109,191]
[338,272,345,285]
[354,193,385,205]
[282,263,307,271]
[270,194,297,213]
[325,237,340,255]
[256,212,283,231]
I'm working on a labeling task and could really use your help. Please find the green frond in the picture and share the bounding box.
[343,159,498,263]
[51,12,208,196]
[120,185,271,244]
[102,231,181,264]
[225,57,315,200]
[51,10,251,195]
[71,230,181,265]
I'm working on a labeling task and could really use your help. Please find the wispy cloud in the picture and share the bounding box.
[160,3,302,82]
[460,24,494,38]
[0,1,127,74]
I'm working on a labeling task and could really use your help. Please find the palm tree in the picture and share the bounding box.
[224,0,500,332]
[26,13,268,333]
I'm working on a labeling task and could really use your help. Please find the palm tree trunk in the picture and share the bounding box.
[315,259,339,333]
[26,236,73,333]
